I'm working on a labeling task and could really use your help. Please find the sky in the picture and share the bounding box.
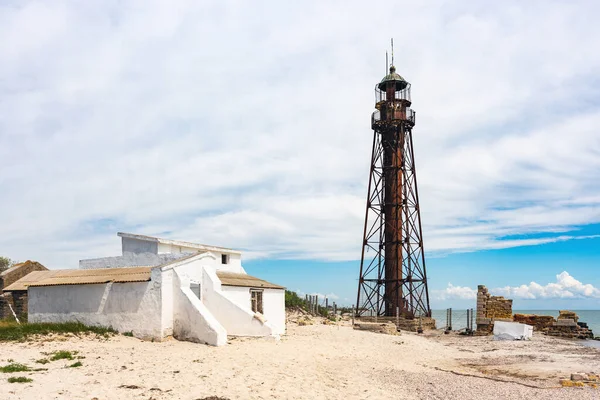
[1,0,600,310]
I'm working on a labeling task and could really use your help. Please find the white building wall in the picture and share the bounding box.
[220,286,286,335]
[172,269,226,346]
[160,269,174,337]
[79,252,192,269]
[220,286,249,308]
[263,288,286,335]
[28,279,163,340]
[122,237,158,254]
[201,268,275,337]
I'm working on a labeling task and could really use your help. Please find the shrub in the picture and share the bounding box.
[50,351,75,361]
[285,291,307,309]
[8,376,32,383]
[0,363,30,373]
[66,361,82,368]
[0,321,116,341]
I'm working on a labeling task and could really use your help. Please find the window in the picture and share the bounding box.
[250,289,263,314]
[221,254,229,264]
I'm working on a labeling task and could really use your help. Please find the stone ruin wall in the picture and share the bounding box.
[476,284,594,338]
[476,285,513,335]
[0,292,28,320]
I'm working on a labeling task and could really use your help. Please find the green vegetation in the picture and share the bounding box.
[0,321,116,341]
[35,359,49,364]
[50,351,75,361]
[285,290,307,309]
[7,376,32,383]
[123,331,134,337]
[0,363,30,373]
[0,256,13,273]
[66,361,82,368]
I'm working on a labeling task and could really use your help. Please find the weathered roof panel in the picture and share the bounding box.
[3,267,152,291]
[216,271,284,290]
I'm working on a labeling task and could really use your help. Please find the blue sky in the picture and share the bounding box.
[1,1,599,309]
[244,230,600,309]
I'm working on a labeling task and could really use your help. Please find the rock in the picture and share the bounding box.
[571,373,588,381]
[353,322,400,335]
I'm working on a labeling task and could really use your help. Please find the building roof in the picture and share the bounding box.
[378,65,408,91]
[216,271,284,290]
[0,260,47,278]
[3,267,152,291]
[118,232,242,255]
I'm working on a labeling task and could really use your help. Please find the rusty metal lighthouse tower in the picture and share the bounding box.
[356,45,431,318]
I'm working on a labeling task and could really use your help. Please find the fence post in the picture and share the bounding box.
[352,305,355,326]
[470,308,474,332]
[467,309,470,332]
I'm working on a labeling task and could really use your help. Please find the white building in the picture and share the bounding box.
[8,233,285,346]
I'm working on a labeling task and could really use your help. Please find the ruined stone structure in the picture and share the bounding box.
[548,310,593,339]
[0,260,48,320]
[476,285,513,335]
[513,314,555,331]
[513,311,593,338]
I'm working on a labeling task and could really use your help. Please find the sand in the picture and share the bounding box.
[1,317,599,400]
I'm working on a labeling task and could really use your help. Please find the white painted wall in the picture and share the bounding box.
[263,288,286,335]
[28,279,163,340]
[172,269,226,346]
[160,269,174,337]
[202,268,276,337]
[220,286,286,335]
[172,253,217,284]
[79,252,193,269]
[220,286,250,309]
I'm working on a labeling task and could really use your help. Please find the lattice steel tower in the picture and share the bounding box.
[355,61,431,318]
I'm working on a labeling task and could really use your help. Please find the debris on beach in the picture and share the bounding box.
[559,372,599,388]
[353,321,400,336]
[493,321,533,341]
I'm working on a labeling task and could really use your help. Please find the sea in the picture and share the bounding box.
[431,309,600,346]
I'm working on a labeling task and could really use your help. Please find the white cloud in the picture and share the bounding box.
[436,272,600,301]
[1,1,600,267]
[494,271,600,300]
[433,284,477,301]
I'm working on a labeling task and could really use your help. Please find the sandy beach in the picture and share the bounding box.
[1,317,599,400]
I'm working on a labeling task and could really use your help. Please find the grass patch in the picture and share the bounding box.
[66,361,82,368]
[123,331,134,337]
[35,358,49,364]
[0,321,115,341]
[7,376,32,383]
[50,351,75,361]
[0,363,30,373]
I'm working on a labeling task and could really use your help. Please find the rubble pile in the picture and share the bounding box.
[546,310,594,339]
[560,372,599,388]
